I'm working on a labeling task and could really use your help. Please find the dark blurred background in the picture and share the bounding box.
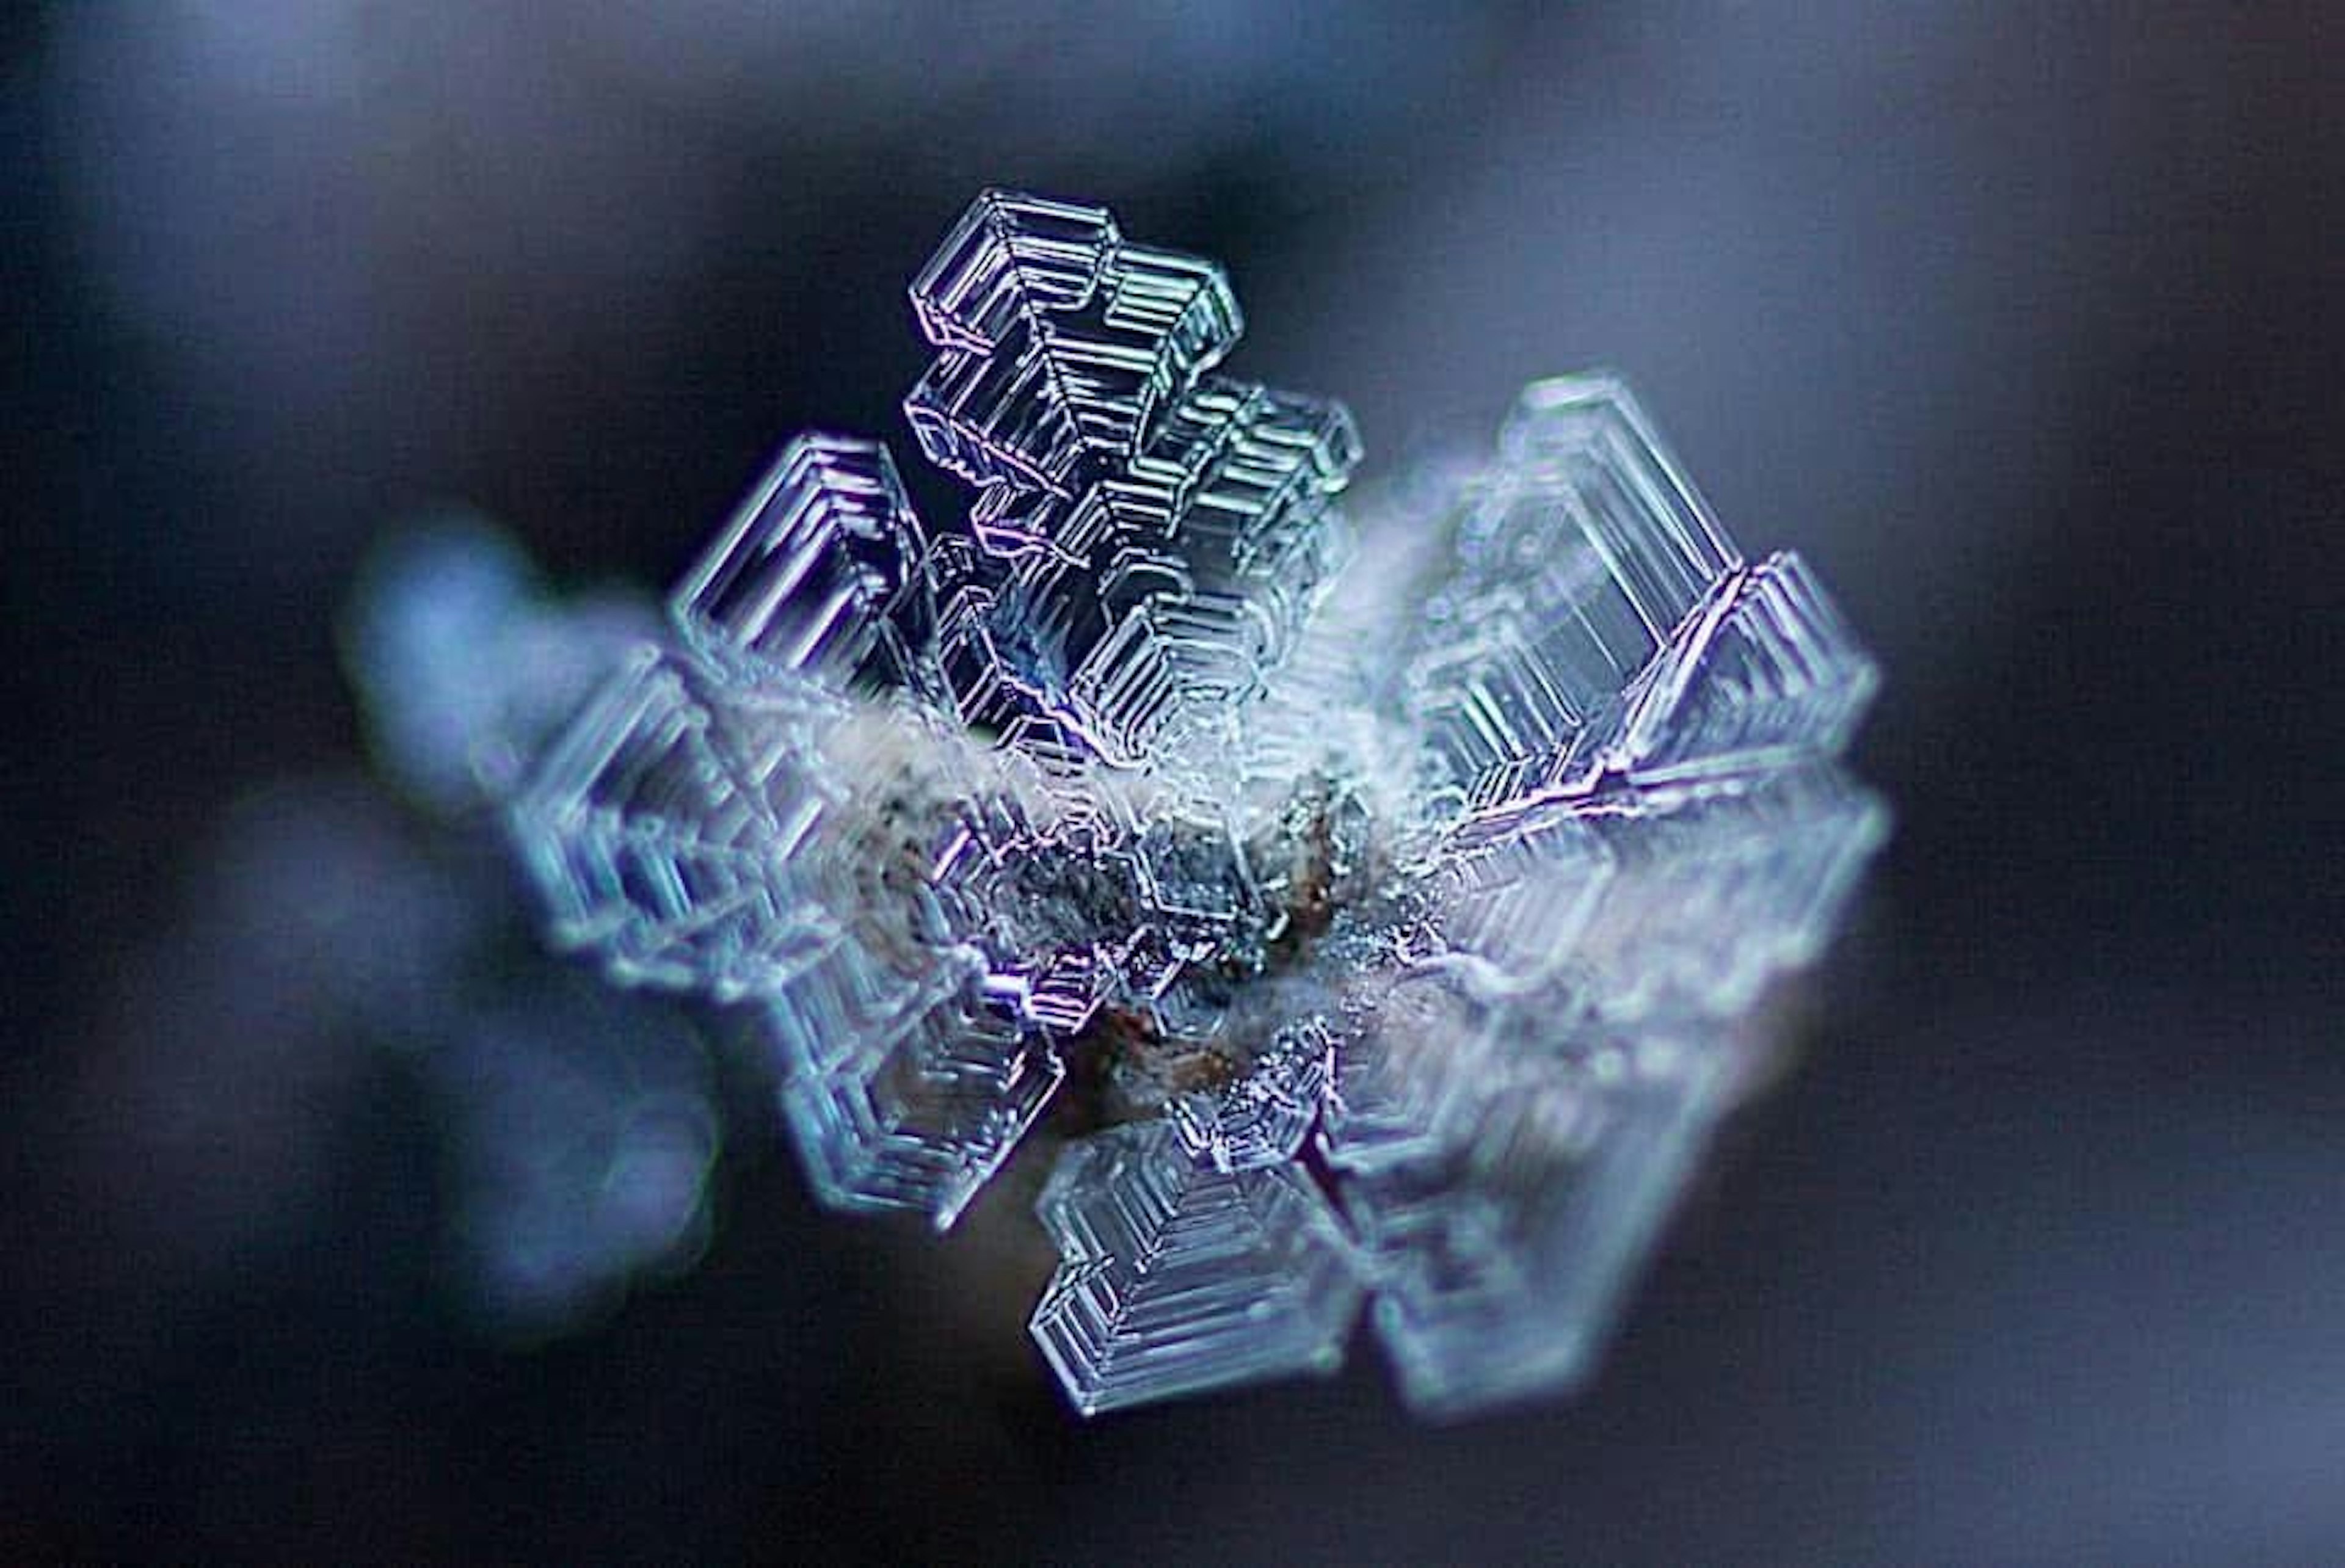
[5,4,2340,1563]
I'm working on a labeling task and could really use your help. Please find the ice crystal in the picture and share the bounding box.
[1031,1120,1361,1416]
[340,531,722,1334]
[482,190,1886,1417]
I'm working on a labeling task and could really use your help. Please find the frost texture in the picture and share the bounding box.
[492,191,1886,1417]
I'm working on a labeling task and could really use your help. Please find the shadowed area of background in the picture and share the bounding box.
[4,4,2338,1563]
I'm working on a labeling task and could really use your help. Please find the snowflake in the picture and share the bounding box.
[402,191,1886,1417]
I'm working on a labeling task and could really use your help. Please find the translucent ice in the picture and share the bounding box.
[670,434,942,701]
[472,191,1886,1417]
[1344,1015,1734,1418]
[903,191,1359,769]
[1030,1120,1362,1415]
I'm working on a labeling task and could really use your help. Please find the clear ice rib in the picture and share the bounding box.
[476,189,1887,1418]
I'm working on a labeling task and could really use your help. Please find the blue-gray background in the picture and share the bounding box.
[5,4,2338,1562]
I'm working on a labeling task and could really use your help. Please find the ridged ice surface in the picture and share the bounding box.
[906,191,1359,771]
[474,191,1888,1417]
[1031,1120,1361,1414]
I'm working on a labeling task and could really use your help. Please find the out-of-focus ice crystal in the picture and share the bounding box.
[338,526,723,1337]
[346,520,659,814]
[418,190,1889,1418]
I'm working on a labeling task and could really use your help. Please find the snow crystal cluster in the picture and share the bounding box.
[387,191,1885,1417]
